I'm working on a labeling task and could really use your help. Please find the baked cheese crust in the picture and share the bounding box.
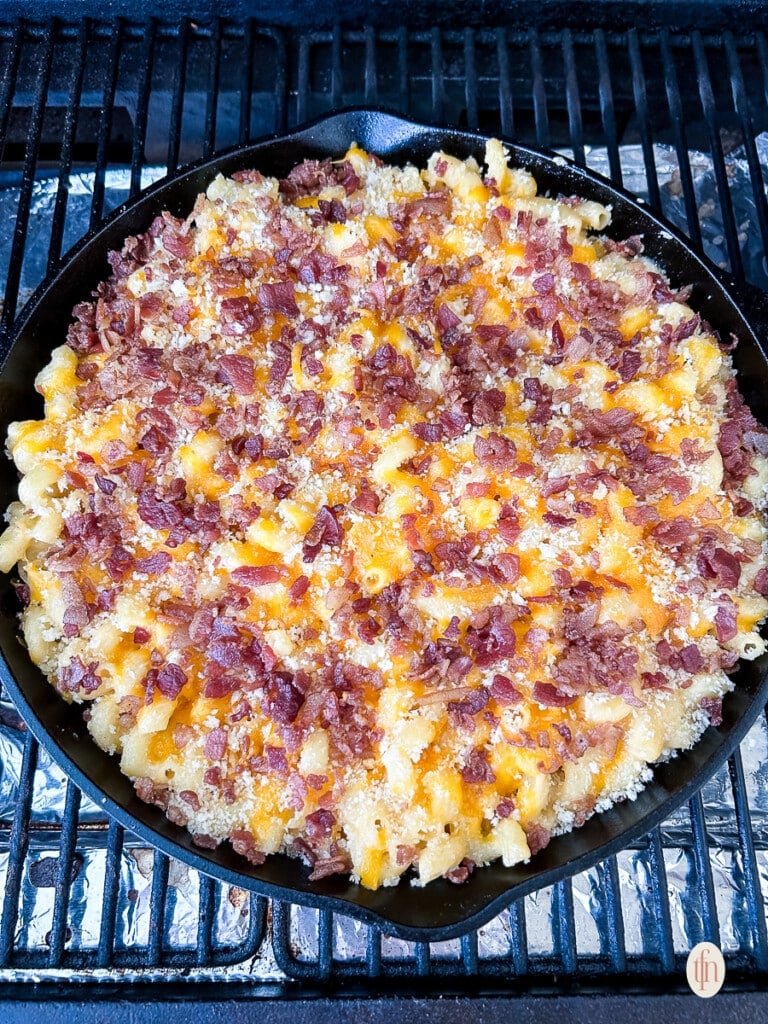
[2,141,767,888]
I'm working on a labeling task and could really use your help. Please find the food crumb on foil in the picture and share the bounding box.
[2,136,768,978]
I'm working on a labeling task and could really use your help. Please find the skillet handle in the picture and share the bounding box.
[718,273,768,354]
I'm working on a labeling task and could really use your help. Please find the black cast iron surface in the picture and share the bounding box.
[1,15,768,998]
[3,106,768,940]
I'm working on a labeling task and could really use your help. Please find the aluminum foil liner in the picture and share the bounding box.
[2,137,768,982]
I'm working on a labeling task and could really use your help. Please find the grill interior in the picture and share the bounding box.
[2,16,768,998]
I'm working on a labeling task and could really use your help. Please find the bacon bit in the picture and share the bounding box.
[493,204,511,222]
[533,681,577,707]
[697,547,741,588]
[490,552,520,584]
[681,438,712,464]
[601,574,630,592]
[135,551,172,575]
[309,853,353,881]
[465,606,516,666]
[230,830,266,865]
[618,350,642,381]
[412,421,444,442]
[156,663,188,699]
[258,281,300,317]
[543,512,576,528]
[351,488,380,514]
[61,575,89,637]
[541,475,569,498]
[473,432,517,469]
[191,833,219,850]
[58,656,101,694]
[288,575,310,602]
[262,675,304,725]
[491,674,523,704]
[679,644,704,673]
[623,505,659,526]
[231,565,283,586]
[220,296,262,335]
[497,504,520,545]
[179,790,201,812]
[173,724,195,750]
[132,627,150,644]
[436,303,461,333]
[714,600,738,642]
[701,696,723,727]
[641,671,668,690]
[754,568,768,596]
[217,354,255,395]
[204,727,228,760]
[266,340,292,395]
[94,474,117,494]
[461,747,496,783]
[137,487,184,529]
[445,858,476,884]
[303,505,343,562]
[524,823,551,856]
[650,516,690,547]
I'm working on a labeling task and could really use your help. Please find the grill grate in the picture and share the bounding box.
[1,17,768,996]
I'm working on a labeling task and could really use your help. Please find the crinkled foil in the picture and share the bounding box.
[2,139,768,983]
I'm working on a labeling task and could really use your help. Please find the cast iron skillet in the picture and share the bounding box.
[1,109,768,943]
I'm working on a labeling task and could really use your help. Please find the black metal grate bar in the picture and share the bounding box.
[627,29,661,209]
[1,18,768,993]
[597,857,627,973]
[0,21,54,335]
[463,29,478,131]
[46,19,88,272]
[689,792,721,946]
[203,18,222,160]
[46,782,81,966]
[691,30,744,275]
[594,28,623,184]
[430,28,445,123]
[89,21,123,229]
[0,735,38,966]
[166,19,190,174]
[724,32,768,262]
[529,27,550,151]
[495,28,513,138]
[728,749,768,971]
[129,19,156,195]
[95,822,124,969]
[561,28,585,167]
[660,31,702,246]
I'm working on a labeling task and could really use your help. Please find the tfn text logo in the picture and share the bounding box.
[686,942,725,998]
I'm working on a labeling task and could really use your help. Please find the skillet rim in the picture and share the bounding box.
[1,105,767,942]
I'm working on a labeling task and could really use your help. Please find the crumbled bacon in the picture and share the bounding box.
[58,657,101,695]
[714,600,738,642]
[697,546,741,588]
[445,858,476,884]
[231,565,283,586]
[524,823,551,856]
[258,281,300,317]
[302,505,343,562]
[204,727,228,760]
[217,354,255,395]
[533,681,577,707]
[461,747,496,783]
[220,297,262,335]
[700,696,723,727]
